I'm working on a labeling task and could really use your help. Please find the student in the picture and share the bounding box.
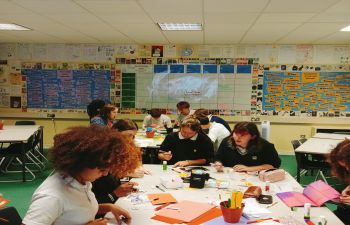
[22,126,141,225]
[328,139,350,225]
[214,122,281,172]
[92,119,139,210]
[158,116,214,167]
[143,108,172,129]
[174,101,194,127]
[90,104,118,128]
[198,116,230,153]
[87,99,105,120]
[194,108,231,132]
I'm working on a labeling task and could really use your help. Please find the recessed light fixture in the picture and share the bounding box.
[158,23,202,31]
[340,25,350,32]
[0,23,30,30]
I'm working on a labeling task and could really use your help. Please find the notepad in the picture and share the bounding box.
[276,180,340,207]
[155,200,215,222]
[147,193,177,205]
[203,216,248,225]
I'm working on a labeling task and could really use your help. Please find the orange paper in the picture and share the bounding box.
[151,215,183,224]
[155,200,215,222]
[147,193,177,205]
[0,197,10,208]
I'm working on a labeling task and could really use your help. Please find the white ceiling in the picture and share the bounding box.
[0,0,350,44]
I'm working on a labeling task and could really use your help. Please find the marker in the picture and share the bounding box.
[155,185,165,192]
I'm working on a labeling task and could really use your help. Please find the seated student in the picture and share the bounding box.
[90,104,118,128]
[87,99,105,121]
[174,101,195,127]
[143,108,172,129]
[92,119,140,209]
[214,122,281,172]
[328,139,350,225]
[198,116,230,153]
[158,116,214,167]
[22,126,141,225]
[194,108,231,132]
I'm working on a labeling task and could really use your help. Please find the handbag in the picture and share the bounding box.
[259,168,285,182]
[243,186,262,199]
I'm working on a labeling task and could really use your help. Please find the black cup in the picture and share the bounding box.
[166,127,173,134]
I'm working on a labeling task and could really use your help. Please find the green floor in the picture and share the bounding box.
[0,155,343,218]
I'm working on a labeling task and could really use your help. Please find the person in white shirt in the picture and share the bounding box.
[198,116,230,153]
[22,126,141,225]
[143,108,172,129]
[174,101,195,127]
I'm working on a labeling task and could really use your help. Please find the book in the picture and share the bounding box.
[276,180,340,207]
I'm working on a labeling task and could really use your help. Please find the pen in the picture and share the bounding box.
[155,185,165,192]
[247,218,278,224]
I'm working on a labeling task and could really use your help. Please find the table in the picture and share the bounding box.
[295,137,343,154]
[106,165,344,225]
[0,125,42,182]
[312,133,350,140]
[135,131,166,164]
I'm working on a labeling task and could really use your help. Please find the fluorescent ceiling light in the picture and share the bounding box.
[0,23,30,30]
[340,25,350,32]
[158,23,202,31]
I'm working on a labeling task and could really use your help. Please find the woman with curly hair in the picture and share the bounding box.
[90,104,118,128]
[22,126,141,225]
[328,139,350,225]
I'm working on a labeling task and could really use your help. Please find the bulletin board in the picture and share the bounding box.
[262,71,350,113]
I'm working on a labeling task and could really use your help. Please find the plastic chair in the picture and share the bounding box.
[0,206,22,225]
[15,120,36,125]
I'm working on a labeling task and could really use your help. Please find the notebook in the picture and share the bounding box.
[276,180,340,207]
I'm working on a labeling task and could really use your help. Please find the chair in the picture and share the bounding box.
[0,206,22,225]
[15,120,36,125]
[0,134,37,182]
[291,140,330,184]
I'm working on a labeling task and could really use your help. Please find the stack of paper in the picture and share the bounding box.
[243,198,272,220]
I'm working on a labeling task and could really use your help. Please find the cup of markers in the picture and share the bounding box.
[220,191,244,223]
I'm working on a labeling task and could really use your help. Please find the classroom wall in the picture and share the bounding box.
[0,43,349,155]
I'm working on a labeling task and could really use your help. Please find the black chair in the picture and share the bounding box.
[0,206,22,225]
[291,140,330,184]
[15,121,36,125]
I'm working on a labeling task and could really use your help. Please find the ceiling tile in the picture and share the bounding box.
[315,32,350,44]
[204,0,269,13]
[138,0,202,13]
[205,24,251,44]
[99,13,154,24]
[150,13,202,23]
[277,23,348,44]
[75,0,144,13]
[324,0,350,13]
[265,0,339,13]
[205,13,259,24]
[309,13,350,23]
[242,23,301,44]
[12,0,86,13]
[0,1,30,13]
[256,13,315,23]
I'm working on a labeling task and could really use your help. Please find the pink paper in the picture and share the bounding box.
[277,180,340,207]
[155,200,215,222]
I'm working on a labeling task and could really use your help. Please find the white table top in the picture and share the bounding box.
[313,133,350,140]
[295,137,343,154]
[0,125,41,143]
[106,165,343,225]
[135,132,165,148]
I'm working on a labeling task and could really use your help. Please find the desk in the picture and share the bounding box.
[107,165,344,225]
[0,125,42,182]
[313,133,350,140]
[295,137,343,155]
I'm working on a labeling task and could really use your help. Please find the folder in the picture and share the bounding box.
[147,193,177,205]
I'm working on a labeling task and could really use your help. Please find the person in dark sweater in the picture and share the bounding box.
[214,122,281,172]
[158,116,214,167]
[328,139,350,225]
[194,108,231,132]
[92,119,138,206]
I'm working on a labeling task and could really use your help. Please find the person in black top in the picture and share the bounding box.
[194,108,231,132]
[328,139,350,225]
[158,116,214,167]
[214,122,281,172]
[92,119,138,207]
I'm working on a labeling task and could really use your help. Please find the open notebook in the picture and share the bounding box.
[277,180,340,207]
